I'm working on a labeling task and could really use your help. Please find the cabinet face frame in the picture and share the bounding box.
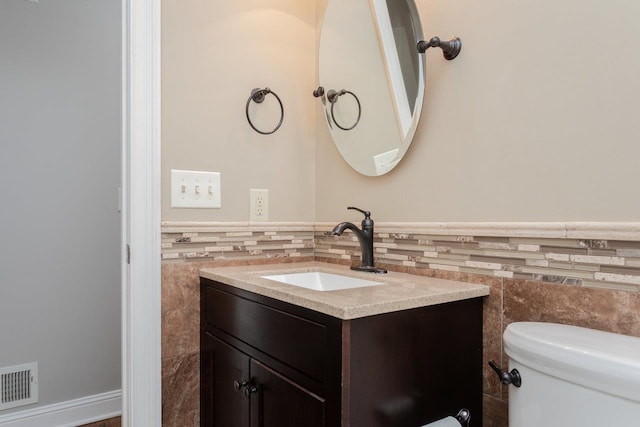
[250,359,326,427]
[202,333,327,427]
[201,333,250,427]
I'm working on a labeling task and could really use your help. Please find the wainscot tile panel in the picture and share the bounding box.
[162,221,640,427]
[160,222,317,426]
[162,352,199,427]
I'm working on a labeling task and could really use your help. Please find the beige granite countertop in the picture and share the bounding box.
[200,262,490,320]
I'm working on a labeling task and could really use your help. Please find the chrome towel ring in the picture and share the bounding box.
[327,89,361,131]
[245,87,284,135]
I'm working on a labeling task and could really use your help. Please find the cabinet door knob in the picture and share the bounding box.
[233,380,248,391]
[244,385,258,398]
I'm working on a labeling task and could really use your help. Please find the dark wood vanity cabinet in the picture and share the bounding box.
[201,278,483,427]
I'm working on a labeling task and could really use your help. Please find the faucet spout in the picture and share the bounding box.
[331,221,361,237]
[331,208,387,274]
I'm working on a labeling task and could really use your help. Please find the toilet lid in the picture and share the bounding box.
[504,322,640,402]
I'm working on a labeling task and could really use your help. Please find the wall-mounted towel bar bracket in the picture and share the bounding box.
[417,36,462,60]
[455,408,471,427]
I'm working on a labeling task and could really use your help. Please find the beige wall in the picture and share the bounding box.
[316,0,640,222]
[162,0,317,222]
[164,0,640,223]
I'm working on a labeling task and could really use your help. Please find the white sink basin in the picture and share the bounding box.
[261,271,384,292]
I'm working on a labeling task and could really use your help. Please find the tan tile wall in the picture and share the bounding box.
[161,222,640,427]
[314,223,640,426]
[161,223,314,427]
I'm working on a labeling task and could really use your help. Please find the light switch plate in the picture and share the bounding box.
[171,170,221,208]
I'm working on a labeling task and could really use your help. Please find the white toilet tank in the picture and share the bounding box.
[504,322,640,427]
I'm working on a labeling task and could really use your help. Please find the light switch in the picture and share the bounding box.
[171,170,221,208]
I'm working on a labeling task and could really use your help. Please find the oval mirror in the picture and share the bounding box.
[318,0,425,176]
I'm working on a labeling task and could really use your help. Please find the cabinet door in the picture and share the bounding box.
[202,332,250,427]
[250,359,325,427]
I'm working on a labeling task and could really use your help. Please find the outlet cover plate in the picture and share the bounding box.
[171,170,221,208]
[250,188,269,222]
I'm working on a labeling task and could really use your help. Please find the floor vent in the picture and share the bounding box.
[0,363,38,411]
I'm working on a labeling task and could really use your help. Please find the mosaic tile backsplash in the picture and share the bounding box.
[161,223,314,261]
[314,226,640,293]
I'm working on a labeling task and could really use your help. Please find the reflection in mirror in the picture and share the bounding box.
[371,0,422,139]
[327,89,362,131]
[318,0,425,176]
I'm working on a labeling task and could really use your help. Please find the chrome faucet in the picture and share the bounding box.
[332,207,387,274]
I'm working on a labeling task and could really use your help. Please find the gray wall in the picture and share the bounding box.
[0,0,121,411]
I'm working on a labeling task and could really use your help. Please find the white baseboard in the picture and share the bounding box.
[0,390,121,427]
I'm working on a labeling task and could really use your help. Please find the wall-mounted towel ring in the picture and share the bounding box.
[327,89,361,131]
[417,36,462,60]
[245,87,284,135]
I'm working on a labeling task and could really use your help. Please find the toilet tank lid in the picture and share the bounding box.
[504,322,640,403]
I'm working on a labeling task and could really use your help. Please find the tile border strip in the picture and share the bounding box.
[163,221,640,240]
[314,222,640,241]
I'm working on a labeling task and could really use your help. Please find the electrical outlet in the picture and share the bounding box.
[250,189,269,222]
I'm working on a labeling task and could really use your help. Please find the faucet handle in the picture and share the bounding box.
[347,206,370,218]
